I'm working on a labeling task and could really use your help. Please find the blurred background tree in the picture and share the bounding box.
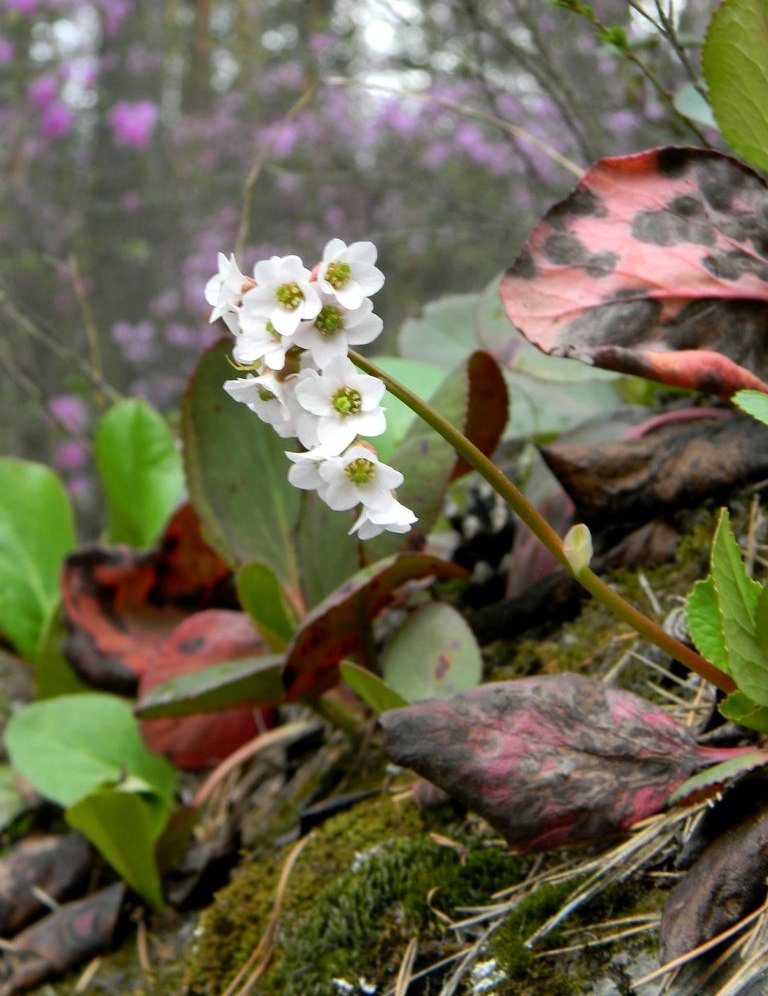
[0,0,714,527]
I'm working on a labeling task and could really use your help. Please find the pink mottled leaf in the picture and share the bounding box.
[379,674,743,852]
[497,148,768,398]
[282,553,467,701]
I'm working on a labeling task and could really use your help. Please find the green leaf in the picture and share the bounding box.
[236,563,299,651]
[673,83,718,130]
[710,509,768,703]
[369,356,445,463]
[733,389,768,426]
[0,459,76,661]
[293,493,360,608]
[668,749,768,805]
[686,577,729,674]
[380,602,483,702]
[398,293,479,371]
[339,661,408,713]
[703,0,768,171]
[0,764,35,833]
[720,690,768,732]
[135,654,284,719]
[182,339,300,589]
[756,583,768,653]
[94,399,185,548]
[5,693,177,818]
[67,789,165,910]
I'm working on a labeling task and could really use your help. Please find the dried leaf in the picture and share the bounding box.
[0,882,124,994]
[541,413,768,527]
[661,803,768,961]
[380,674,737,852]
[61,503,233,692]
[499,148,768,397]
[0,834,92,936]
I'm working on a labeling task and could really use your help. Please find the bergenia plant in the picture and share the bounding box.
[210,240,416,541]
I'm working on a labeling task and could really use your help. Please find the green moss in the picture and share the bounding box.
[186,795,524,995]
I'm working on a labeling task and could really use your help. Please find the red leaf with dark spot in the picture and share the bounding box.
[497,148,768,398]
[450,351,508,481]
[282,553,467,701]
[379,674,742,852]
[61,504,234,693]
[139,610,274,770]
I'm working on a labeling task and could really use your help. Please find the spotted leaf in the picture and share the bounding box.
[380,674,743,852]
[498,148,768,397]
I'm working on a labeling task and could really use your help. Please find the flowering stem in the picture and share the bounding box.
[349,350,735,695]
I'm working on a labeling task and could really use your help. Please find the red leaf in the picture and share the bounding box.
[139,610,274,770]
[450,351,508,481]
[282,553,467,701]
[379,674,740,852]
[498,147,768,398]
[61,504,233,692]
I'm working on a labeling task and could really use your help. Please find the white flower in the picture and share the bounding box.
[205,253,251,323]
[223,374,296,438]
[318,444,403,512]
[294,354,386,453]
[293,294,383,368]
[317,239,384,310]
[242,255,321,336]
[349,499,417,540]
[234,311,294,371]
[285,445,337,496]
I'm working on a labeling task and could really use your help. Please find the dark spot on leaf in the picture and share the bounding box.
[434,655,450,681]
[547,187,607,230]
[511,250,536,280]
[568,295,661,348]
[631,207,715,248]
[702,250,768,283]
[669,194,703,218]
[657,148,691,178]
[542,234,617,277]
[179,636,206,653]
[696,157,745,212]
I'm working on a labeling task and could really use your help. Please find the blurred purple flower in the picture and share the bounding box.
[0,37,14,63]
[28,76,58,109]
[308,33,334,53]
[48,394,88,434]
[607,109,638,136]
[41,102,74,138]
[99,0,133,37]
[66,476,92,499]
[108,100,159,148]
[54,440,88,473]
[112,319,156,363]
[6,0,42,15]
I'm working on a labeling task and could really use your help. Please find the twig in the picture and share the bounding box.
[325,77,584,178]
[192,718,320,809]
[236,81,319,257]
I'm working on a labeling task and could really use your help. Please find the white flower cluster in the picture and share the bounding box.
[205,239,417,540]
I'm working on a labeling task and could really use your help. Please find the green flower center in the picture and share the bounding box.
[275,282,304,310]
[325,261,351,290]
[315,305,344,336]
[258,387,276,402]
[332,387,362,416]
[266,320,281,341]
[346,457,376,485]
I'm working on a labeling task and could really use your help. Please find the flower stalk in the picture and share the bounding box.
[349,349,735,694]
